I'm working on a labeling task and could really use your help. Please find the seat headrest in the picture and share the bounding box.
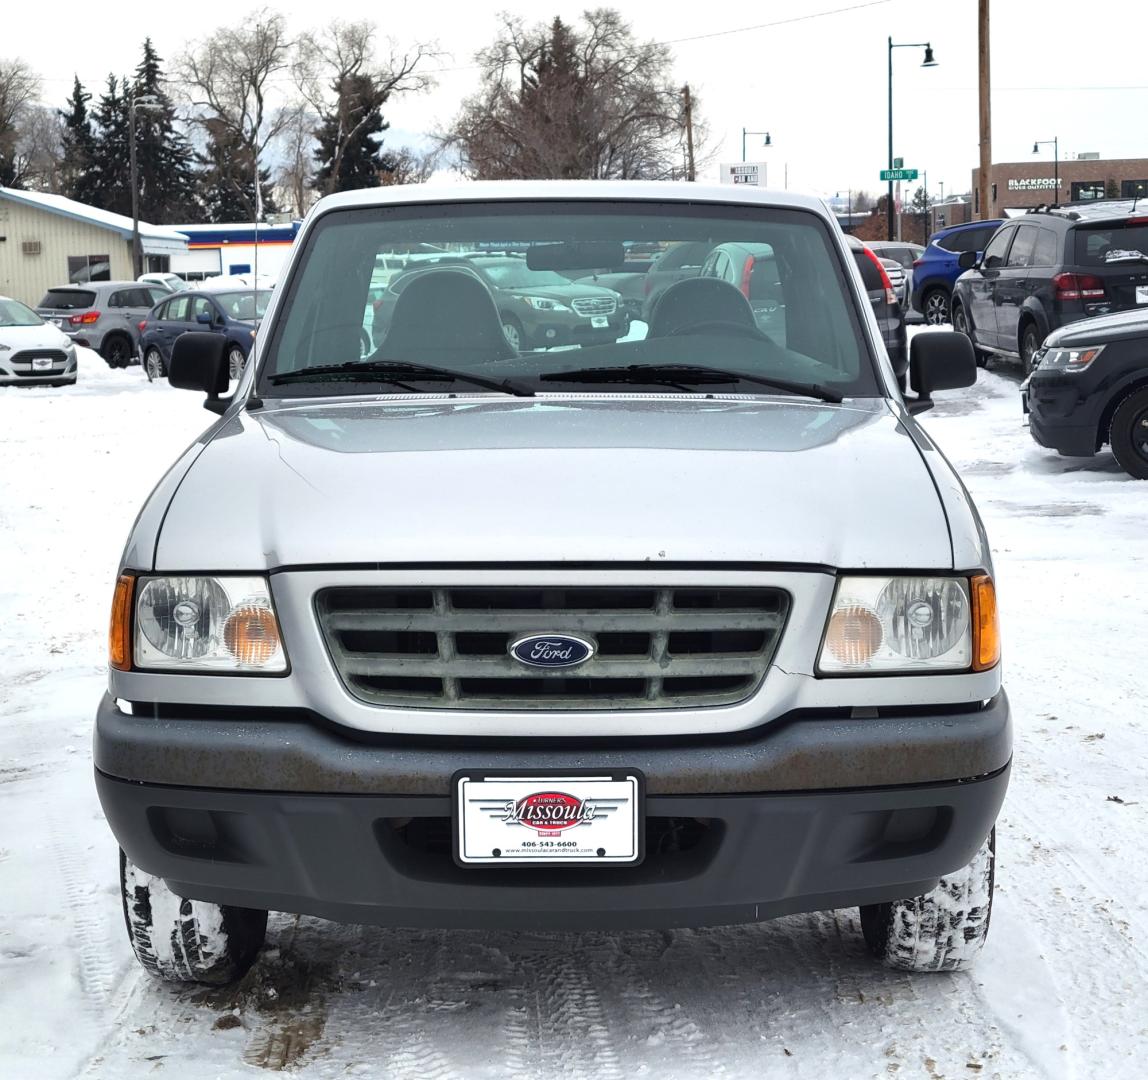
[647,277,758,338]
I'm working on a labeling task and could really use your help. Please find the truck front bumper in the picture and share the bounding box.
[95,691,1011,930]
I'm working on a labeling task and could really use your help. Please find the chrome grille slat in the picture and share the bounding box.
[316,586,789,711]
[571,297,617,316]
[322,610,783,632]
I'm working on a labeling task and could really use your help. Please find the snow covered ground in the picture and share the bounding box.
[3,346,1148,1079]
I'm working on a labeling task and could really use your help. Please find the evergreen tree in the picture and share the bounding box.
[130,39,199,222]
[86,75,132,215]
[196,122,278,222]
[58,76,99,202]
[312,74,390,193]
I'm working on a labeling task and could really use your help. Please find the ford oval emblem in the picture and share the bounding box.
[509,634,595,669]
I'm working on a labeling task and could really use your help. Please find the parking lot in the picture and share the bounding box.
[2,347,1147,1079]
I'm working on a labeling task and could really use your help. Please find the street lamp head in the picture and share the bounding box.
[1032,141,1040,154]
[921,44,938,67]
[763,132,771,147]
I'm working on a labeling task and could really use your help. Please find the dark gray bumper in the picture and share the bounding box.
[96,764,1008,931]
[94,691,1012,796]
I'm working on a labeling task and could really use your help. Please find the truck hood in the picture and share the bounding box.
[153,396,953,570]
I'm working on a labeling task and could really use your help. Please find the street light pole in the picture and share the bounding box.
[129,95,159,279]
[741,128,772,164]
[887,39,938,241]
[1033,137,1059,205]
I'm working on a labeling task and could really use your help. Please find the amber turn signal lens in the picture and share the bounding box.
[109,574,135,671]
[825,605,884,666]
[970,574,1000,671]
[223,604,281,666]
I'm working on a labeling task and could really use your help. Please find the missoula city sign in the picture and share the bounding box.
[1008,178,1061,191]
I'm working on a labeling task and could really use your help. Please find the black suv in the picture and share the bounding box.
[951,201,1148,371]
[1022,307,1148,478]
[845,234,908,382]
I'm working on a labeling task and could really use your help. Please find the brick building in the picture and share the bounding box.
[971,156,1148,216]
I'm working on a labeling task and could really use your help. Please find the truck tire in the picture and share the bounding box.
[859,828,995,972]
[119,849,267,985]
[1109,386,1148,480]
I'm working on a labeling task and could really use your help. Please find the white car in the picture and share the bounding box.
[138,272,185,293]
[0,295,78,386]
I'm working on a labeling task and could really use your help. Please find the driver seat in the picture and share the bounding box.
[647,277,758,338]
[380,269,516,365]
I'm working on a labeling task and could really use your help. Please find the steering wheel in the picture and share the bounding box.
[668,319,769,342]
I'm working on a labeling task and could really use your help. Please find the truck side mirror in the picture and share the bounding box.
[907,331,976,414]
[957,250,978,271]
[169,331,230,414]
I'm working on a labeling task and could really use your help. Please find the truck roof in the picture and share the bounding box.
[314,180,832,219]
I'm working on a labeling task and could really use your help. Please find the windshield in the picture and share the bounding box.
[214,290,272,320]
[261,201,878,399]
[0,298,43,327]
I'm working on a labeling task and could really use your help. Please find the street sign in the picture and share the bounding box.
[893,156,904,169]
[881,168,918,181]
[720,162,767,187]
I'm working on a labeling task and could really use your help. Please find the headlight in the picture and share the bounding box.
[1039,345,1104,372]
[514,295,572,312]
[133,575,287,673]
[818,575,998,674]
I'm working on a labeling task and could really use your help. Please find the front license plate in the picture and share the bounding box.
[591,315,609,328]
[1136,285,1148,305]
[455,770,643,866]
[32,357,52,370]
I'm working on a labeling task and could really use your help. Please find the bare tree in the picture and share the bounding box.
[177,9,300,217]
[442,10,703,182]
[274,107,318,216]
[293,20,435,195]
[0,58,41,187]
[379,145,437,186]
[11,105,65,191]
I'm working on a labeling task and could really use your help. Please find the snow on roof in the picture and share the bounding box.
[0,187,188,251]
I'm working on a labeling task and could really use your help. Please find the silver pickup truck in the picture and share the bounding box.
[96,182,1008,986]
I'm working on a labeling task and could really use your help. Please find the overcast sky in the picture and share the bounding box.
[12,0,1148,199]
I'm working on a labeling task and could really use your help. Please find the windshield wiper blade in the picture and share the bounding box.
[539,363,842,403]
[269,360,534,397]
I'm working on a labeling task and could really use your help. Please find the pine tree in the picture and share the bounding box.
[58,76,99,202]
[312,74,390,193]
[130,39,199,222]
[84,75,131,215]
[196,122,278,223]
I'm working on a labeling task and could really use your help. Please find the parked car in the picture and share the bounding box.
[138,272,184,293]
[880,257,907,307]
[138,289,270,381]
[0,295,78,386]
[97,181,1007,988]
[640,240,716,320]
[372,255,629,351]
[35,281,170,367]
[572,262,651,322]
[845,235,908,382]
[911,220,1005,325]
[951,201,1148,371]
[867,241,923,310]
[697,241,787,340]
[1021,307,1148,478]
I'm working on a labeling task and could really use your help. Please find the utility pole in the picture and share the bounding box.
[129,97,141,278]
[681,85,696,182]
[977,0,992,220]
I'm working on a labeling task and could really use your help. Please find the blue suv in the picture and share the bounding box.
[911,219,1004,324]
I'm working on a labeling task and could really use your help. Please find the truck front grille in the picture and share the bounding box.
[316,586,789,710]
[571,297,617,317]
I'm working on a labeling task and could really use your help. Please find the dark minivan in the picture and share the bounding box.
[951,201,1148,371]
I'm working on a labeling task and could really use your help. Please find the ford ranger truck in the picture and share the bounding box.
[95,182,1008,985]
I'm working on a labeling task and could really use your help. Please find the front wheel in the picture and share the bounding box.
[1110,387,1148,480]
[922,288,950,326]
[501,317,523,352]
[120,849,267,985]
[228,345,246,380]
[859,828,995,972]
